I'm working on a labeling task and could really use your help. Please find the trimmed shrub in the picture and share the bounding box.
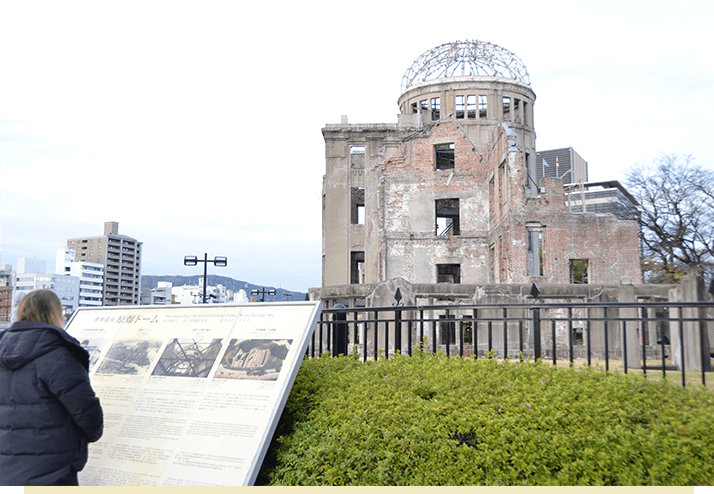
[259,352,714,486]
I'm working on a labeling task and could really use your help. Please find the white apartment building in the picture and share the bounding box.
[142,281,173,305]
[13,272,80,320]
[172,279,227,305]
[56,248,104,307]
[17,258,47,274]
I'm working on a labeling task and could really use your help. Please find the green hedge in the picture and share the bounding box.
[258,351,714,486]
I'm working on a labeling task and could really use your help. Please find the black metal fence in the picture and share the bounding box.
[309,300,714,387]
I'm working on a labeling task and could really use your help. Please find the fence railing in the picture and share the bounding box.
[309,300,714,387]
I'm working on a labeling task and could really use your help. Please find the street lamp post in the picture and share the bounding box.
[184,253,228,304]
[251,287,276,302]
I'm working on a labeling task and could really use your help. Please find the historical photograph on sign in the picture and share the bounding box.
[95,338,163,375]
[214,339,292,381]
[151,338,223,378]
[79,337,112,373]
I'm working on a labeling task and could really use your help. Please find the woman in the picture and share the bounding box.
[0,289,103,485]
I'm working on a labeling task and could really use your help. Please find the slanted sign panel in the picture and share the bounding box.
[65,301,322,486]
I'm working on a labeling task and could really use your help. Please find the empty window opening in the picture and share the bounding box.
[434,142,455,170]
[435,198,460,236]
[498,161,508,207]
[455,95,465,119]
[467,95,476,119]
[437,263,461,284]
[431,97,440,120]
[526,227,544,277]
[350,251,365,284]
[499,236,507,282]
[514,98,521,123]
[350,146,365,168]
[655,308,670,345]
[439,314,456,345]
[462,315,473,344]
[478,95,488,118]
[502,96,511,120]
[351,187,365,224]
[570,259,589,284]
[523,101,529,126]
[489,178,495,220]
[411,102,418,113]
[489,244,496,282]
[420,99,428,111]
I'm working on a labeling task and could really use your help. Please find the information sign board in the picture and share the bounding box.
[64,301,322,486]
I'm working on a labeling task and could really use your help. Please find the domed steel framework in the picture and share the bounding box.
[401,40,530,94]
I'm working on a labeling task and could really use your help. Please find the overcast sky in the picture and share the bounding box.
[1,1,712,292]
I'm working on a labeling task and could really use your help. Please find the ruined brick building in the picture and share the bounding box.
[313,40,642,308]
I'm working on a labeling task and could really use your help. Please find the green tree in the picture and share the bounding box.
[625,153,714,283]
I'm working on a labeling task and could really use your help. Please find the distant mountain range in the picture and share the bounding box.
[141,275,308,302]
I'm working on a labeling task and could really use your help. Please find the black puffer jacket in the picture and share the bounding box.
[0,321,103,485]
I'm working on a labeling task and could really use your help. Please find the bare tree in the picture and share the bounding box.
[625,154,714,283]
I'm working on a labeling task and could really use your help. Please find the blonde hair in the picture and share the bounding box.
[17,289,64,327]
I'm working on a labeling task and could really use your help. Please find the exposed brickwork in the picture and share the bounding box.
[349,120,643,286]
[321,62,642,292]
[483,125,642,285]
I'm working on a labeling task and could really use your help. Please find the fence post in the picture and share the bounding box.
[394,308,402,355]
[618,284,641,369]
[532,307,541,360]
[669,276,712,372]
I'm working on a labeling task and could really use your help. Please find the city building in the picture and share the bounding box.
[142,282,174,305]
[171,279,228,305]
[535,147,588,185]
[313,40,642,308]
[563,181,640,222]
[56,248,104,307]
[0,265,14,329]
[13,271,80,318]
[67,222,142,305]
[18,258,47,275]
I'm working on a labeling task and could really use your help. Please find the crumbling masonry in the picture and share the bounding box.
[314,40,641,308]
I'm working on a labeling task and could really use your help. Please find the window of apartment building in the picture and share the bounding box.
[502,96,511,120]
[526,226,544,277]
[434,142,455,170]
[479,95,488,118]
[455,95,465,119]
[467,95,476,119]
[431,97,440,120]
[350,251,365,284]
[435,198,460,236]
[351,187,365,224]
[437,263,461,284]
[570,259,589,284]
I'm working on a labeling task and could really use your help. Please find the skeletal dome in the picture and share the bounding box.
[401,40,530,94]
